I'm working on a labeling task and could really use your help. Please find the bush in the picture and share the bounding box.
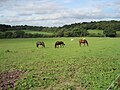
[5,32,13,38]
[0,32,5,38]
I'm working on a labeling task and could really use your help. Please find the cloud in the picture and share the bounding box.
[0,0,9,4]
[0,0,120,26]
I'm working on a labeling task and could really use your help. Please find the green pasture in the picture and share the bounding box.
[117,31,120,34]
[88,30,103,34]
[88,30,120,35]
[4,30,54,35]
[0,37,120,90]
[22,30,54,35]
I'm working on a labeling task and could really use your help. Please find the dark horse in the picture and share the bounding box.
[79,39,88,46]
[55,41,65,48]
[36,41,45,48]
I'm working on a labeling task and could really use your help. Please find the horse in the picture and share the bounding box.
[55,41,65,48]
[79,39,88,46]
[36,41,45,48]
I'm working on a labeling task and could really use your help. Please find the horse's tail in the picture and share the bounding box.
[42,42,45,48]
[43,44,45,47]
[55,44,56,48]
[79,40,81,46]
[86,40,89,46]
[36,43,39,47]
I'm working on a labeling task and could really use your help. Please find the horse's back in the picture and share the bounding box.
[36,41,44,44]
[79,39,88,46]
[80,39,87,43]
[59,41,65,45]
[55,41,64,45]
[55,41,65,48]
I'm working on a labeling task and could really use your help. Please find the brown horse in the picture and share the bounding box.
[36,41,45,48]
[79,39,88,46]
[55,41,65,48]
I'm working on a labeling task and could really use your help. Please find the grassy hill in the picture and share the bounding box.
[88,30,120,37]
[4,30,54,35]
[22,30,54,35]
[88,30,103,34]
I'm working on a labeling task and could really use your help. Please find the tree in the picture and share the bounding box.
[5,32,13,38]
[63,31,74,37]
[0,32,5,38]
[103,25,116,37]
[103,30,116,37]
[14,31,25,38]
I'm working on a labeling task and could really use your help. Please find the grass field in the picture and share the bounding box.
[88,30,103,34]
[22,30,54,35]
[4,30,54,35]
[0,37,120,90]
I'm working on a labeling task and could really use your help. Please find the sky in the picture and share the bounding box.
[0,0,120,27]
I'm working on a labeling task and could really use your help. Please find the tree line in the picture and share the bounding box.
[0,20,120,38]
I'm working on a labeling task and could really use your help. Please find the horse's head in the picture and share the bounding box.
[63,43,65,45]
[60,41,65,46]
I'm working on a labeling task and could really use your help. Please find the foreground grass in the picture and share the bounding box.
[0,37,120,90]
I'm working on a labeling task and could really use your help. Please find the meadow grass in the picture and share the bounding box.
[88,30,120,36]
[0,37,120,90]
[22,30,54,35]
[88,30,103,34]
[3,30,54,35]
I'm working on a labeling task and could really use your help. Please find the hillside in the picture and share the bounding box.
[0,20,120,38]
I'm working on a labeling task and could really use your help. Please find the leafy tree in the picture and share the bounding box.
[14,31,25,38]
[103,30,116,37]
[0,32,5,38]
[55,29,65,37]
[0,24,11,32]
[64,31,74,37]
[103,24,116,37]
[5,32,13,38]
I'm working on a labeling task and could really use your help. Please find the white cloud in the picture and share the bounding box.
[0,0,120,26]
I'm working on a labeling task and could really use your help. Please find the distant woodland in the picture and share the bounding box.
[0,20,120,38]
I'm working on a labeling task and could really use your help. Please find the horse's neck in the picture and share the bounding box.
[81,40,85,42]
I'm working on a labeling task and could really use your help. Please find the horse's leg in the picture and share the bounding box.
[80,43,81,46]
[86,41,88,46]
[43,44,45,48]
[36,44,39,47]
[83,43,85,46]
[56,45,59,48]
[79,42,81,46]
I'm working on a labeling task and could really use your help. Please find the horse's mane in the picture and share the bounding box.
[79,39,88,46]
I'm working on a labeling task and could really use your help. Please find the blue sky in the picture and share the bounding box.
[0,0,120,26]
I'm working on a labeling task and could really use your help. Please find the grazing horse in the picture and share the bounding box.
[36,41,45,48]
[55,41,65,48]
[79,39,88,46]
